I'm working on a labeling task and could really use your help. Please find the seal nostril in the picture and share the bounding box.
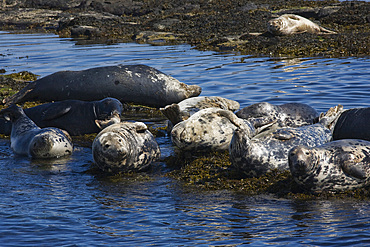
[104,144,110,149]
[114,80,120,85]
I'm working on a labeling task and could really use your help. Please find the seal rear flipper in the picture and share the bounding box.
[3,81,37,106]
[160,104,183,125]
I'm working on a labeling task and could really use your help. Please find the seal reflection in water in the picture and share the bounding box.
[0,105,73,159]
[289,139,370,192]
[92,122,160,173]
[267,14,337,36]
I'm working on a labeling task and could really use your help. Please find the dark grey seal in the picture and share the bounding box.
[236,102,318,128]
[92,122,160,173]
[3,64,201,108]
[289,139,370,192]
[0,98,123,136]
[0,105,73,159]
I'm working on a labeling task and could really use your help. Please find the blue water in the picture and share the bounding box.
[0,31,370,246]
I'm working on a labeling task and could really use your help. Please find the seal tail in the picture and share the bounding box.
[2,82,36,106]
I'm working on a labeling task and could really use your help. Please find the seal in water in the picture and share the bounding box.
[92,122,160,173]
[3,64,201,108]
[236,102,319,128]
[161,96,240,131]
[289,139,370,192]
[267,14,337,36]
[229,105,343,177]
[171,108,271,151]
[0,98,123,136]
[332,107,370,141]
[0,105,73,159]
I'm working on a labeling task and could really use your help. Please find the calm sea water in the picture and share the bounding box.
[0,31,369,246]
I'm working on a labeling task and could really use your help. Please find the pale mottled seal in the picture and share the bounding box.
[0,105,73,159]
[0,98,123,136]
[3,64,201,108]
[236,102,318,128]
[92,122,160,172]
[161,96,240,126]
[268,14,337,36]
[332,107,370,141]
[171,108,270,151]
[289,139,370,192]
[229,105,342,177]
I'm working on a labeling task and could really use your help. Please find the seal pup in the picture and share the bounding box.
[0,105,73,159]
[236,102,318,128]
[229,105,343,177]
[0,97,123,136]
[3,64,201,108]
[267,14,337,36]
[92,122,160,173]
[171,108,271,151]
[161,96,240,126]
[289,139,370,192]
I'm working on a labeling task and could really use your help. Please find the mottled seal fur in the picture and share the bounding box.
[161,96,240,126]
[92,122,160,173]
[236,102,318,128]
[268,14,337,36]
[332,107,370,141]
[0,98,123,136]
[3,64,201,108]
[0,105,73,159]
[229,105,342,177]
[171,108,268,151]
[289,139,370,192]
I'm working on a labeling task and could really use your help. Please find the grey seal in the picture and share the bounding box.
[92,122,160,173]
[236,102,319,128]
[268,14,337,36]
[289,139,370,192]
[161,96,240,126]
[0,105,73,159]
[171,108,271,152]
[3,64,201,108]
[0,97,123,136]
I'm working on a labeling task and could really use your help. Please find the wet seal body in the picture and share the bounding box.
[289,139,370,192]
[267,14,337,36]
[92,122,160,173]
[3,64,201,108]
[332,107,370,141]
[161,96,240,126]
[236,102,318,128]
[229,123,332,177]
[0,98,123,136]
[0,105,73,159]
[171,108,262,151]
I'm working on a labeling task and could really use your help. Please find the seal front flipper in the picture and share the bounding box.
[273,129,293,140]
[341,157,369,180]
[3,81,36,106]
[40,105,72,121]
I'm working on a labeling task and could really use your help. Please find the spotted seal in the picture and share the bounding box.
[236,102,318,128]
[0,97,123,136]
[229,105,343,177]
[0,105,73,159]
[171,108,271,151]
[92,122,160,172]
[3,64,201,108]
[267,14,337,36]
[161,96,240,126]
[289,139,370,192]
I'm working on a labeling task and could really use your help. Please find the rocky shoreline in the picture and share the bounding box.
[1,0,369,57]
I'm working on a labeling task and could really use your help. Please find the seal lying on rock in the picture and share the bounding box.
[236,102,318,128]
[332,107,370,141]
[161,96,240,126]
[3,64,201,108]
[171,108,271,151]
[267,14,337,36]
[289,139,370,192]
[0,105,73,159]
[92,122,160,173]
[0,98,123,136]
[229,105,342,177]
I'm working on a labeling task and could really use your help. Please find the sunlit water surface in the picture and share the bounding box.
[0,31,369,246]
